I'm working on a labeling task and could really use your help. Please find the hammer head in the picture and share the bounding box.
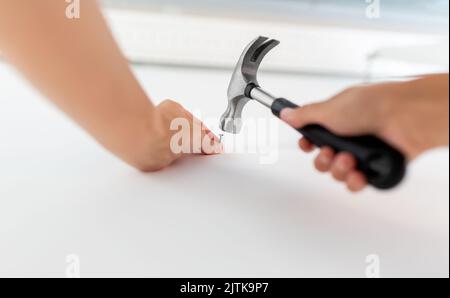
[220,36,280,134]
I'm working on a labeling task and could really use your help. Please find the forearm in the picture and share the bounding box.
[408,74,449,147]
[383,74,449,157]
[0,0,154,164]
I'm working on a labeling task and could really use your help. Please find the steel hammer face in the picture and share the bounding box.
[220,37,280,134]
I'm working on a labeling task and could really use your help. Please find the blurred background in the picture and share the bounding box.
[102,0,449,78]
[104,0,449,29]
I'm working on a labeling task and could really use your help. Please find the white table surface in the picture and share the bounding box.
[0,61,448,278]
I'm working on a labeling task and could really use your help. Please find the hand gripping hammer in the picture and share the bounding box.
[220,37,406,190]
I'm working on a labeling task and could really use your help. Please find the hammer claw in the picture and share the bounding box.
[220,37,279,134]
[249,38,280,64]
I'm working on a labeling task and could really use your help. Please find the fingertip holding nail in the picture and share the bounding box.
[208,133,218,142]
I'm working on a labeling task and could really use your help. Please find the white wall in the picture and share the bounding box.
[105,8,449,78]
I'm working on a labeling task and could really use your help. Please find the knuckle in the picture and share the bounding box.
[160,99,174,106]
[161,99,182,110]
[158,100,180,114]
[343,86,370,101]
[337,87,357,98]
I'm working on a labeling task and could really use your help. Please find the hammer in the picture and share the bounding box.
[220,37,406,190]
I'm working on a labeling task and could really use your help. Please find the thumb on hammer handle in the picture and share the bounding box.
[271,98,406,190]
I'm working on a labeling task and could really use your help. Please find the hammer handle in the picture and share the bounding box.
[271,98,406,190]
